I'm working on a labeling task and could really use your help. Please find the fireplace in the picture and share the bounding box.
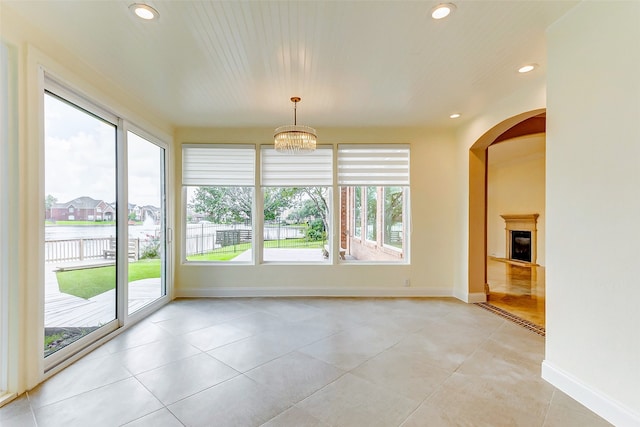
[511,230,532,262]
[500,214,539,264]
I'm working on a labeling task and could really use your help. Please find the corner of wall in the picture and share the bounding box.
[542,361,640,427]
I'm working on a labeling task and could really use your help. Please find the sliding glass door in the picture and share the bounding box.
[44,91,118,359]
[127,131,166,315]
[43,79,169,367]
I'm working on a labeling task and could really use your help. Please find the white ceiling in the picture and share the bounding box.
[3,0,578,129]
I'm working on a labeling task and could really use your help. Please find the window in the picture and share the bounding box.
[181,144,409,264]
[338,145,410,262]
[261,146,333,262]
[183,144,255,262]
[383,186,403,249]
[365,186,377,241]
[353,186,362,238]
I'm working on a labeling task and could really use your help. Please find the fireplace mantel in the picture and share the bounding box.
[501,214,539,264]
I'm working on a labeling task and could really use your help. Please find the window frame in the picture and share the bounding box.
[181,144,256,264]
[337,144,410,263]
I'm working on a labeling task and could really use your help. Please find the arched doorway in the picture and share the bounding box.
[468,109,545,324]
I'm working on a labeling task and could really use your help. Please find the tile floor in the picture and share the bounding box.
[487,258,546,327]
[0,297,610,427]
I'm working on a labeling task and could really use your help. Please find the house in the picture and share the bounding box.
[49,196,115,222]
[0,1,638,425]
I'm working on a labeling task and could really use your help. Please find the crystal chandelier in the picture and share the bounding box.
[274,97,317,153]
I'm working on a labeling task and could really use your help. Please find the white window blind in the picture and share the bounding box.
[182,144,255,186]
[261,146,333,187]
[338,144,410,186]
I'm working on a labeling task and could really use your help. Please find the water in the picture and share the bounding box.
[45,225,160,241]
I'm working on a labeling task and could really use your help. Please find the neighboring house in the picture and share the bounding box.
[127,203,159,222]
[50,196,115,221]
[127,203,142,221]
[140,205,160,223]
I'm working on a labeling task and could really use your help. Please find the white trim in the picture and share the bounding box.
[453,289,487,303]
[542,360,640,427]
[0,392,17,408]
[176,287,454,298]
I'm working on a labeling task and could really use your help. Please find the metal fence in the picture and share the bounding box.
[185,221,324,256]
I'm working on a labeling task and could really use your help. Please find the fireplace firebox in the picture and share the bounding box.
[511,230,532,262]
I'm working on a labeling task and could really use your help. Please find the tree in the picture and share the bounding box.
[299,187,330,235]
[189,187,300,223]
[190,187,252,223]
[263,188,299,221]
[45,194,57,210]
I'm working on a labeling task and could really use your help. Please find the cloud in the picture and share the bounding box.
[44,93,163,207]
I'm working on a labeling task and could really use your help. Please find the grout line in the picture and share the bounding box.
[474,302,545,336]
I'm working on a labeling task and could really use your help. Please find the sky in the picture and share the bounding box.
[45,93,162,207]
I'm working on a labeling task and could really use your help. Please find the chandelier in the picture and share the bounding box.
[274,97,317,153]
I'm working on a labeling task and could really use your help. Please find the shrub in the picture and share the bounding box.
[305,219,326,241]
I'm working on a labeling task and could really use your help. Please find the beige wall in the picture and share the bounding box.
[487,134,545,265]
[544,1,640,424]
[173,127,459,296]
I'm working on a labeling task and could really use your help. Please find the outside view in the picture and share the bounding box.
[44,93,164,357]
[185,186,330,262]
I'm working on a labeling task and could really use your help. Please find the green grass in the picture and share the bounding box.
[56,259,161,299]
[44,333,64,347]
[187,243,251,261]
[186,238,324,262]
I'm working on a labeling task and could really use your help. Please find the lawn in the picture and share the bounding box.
[56,259,161,299]
[186,238,324,262]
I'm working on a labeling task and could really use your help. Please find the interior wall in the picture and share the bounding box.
[173,127,459,296]
[543,1,640,424]
[487,134,545,265]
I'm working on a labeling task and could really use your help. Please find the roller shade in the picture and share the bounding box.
[182,144,255,186]
[338,144,410,186]
[261,146,333,186]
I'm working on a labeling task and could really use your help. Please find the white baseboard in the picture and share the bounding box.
[542,360,640,426]
[453,289,487,303]
[175,286,454,298]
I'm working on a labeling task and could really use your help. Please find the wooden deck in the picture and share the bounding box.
[45,260,162,327]
[45,249,341,327]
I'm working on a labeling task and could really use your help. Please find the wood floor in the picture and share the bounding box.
[486,257,545,327]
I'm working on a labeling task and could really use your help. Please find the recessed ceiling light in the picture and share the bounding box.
[431,3,456,20]
[518,64,537,73]
[449,113,461,119]
[129,3,159,21]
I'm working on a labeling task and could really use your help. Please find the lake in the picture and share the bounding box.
[45,225,160,241]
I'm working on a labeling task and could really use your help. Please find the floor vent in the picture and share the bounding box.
[475,302,545,336]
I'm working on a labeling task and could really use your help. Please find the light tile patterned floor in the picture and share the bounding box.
[1,298,611,427]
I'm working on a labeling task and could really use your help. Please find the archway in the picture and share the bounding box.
[468,109,546,300]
